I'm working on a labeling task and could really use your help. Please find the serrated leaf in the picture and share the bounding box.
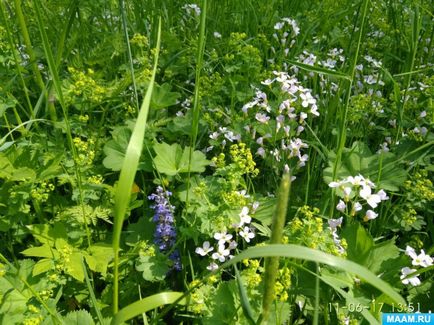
[63,310,95,325]
[153,142,209,176]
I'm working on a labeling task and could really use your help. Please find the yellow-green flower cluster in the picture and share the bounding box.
[211,153,226,168]
[87,174,103,185]
[130,33,149,48]
[78,114,89,123]
[55,243,73,273]
[192,181,207,197]
[222,190,249,207]
[138,241,156,257]
[241,259,263,289]
[229,143,259,177]
[23,316,43,325]
[187,279,213,315]
[401,208,418,228]
[38,289,53,301]
[274,266,292,302]
[287,205,347,256]
[30,181,55,203]
[66,67,106,103]
[404,170,434,202]
[73,137,95,166]
[224,33,262,73]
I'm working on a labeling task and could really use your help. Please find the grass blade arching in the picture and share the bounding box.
[111,18,162,315]
[111,292,186,325]
[224,244,406,308]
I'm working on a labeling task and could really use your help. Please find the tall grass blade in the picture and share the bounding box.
[112,18,162,314]
[261,172,291,324]
[186,0,207,205]
[332,0,370,185]
[119,0,140,111]
[224,244,406,307]
[12,0,45,92]
[286,59,352,81]
[82,258,104,324]
[111,292,186,325]
[235,265,256,325]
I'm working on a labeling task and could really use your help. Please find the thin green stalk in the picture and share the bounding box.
[112,19,162,315]
[186,0,207,206]
[13,0,44,91]
[119,0,140,111]
[313,263,320,325]
[332,0,370,181]
[82,258,104,324]
[396,6,421,143]
[261,172,291,324]
[0,1,33,118]
[33,0,92,248]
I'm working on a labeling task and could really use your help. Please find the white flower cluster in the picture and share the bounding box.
[269,17,300,66]
[195,205,257,271]
[400,246,433,286]
[241,71,319,169]
[209,126,241,148]
[182,3,201,16]
[329,175,389,222]
[328,217,345,254]
[272,17,300,53]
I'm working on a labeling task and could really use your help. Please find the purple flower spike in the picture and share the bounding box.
[148,186,181,270]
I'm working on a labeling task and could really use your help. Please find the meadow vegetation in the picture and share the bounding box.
[0,0,433,324]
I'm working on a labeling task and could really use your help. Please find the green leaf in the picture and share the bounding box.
[204,281,237,325]
[103,126,152,172]
[85,243,114,276]
[342,223,373,265]
[151,82,180,109]
[63,310,95,325]
[135,254,170,282]
[111,292,186,325]
[324,141,407,191]
[153,142,209,176]
[21,245,56,259]
[66,252,85,282]
[366,238,400,275]
[26,223,67,246]
[252,198,277,226]
[32,258,54,276]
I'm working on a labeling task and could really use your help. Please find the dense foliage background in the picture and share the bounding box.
[0,0,433,324]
